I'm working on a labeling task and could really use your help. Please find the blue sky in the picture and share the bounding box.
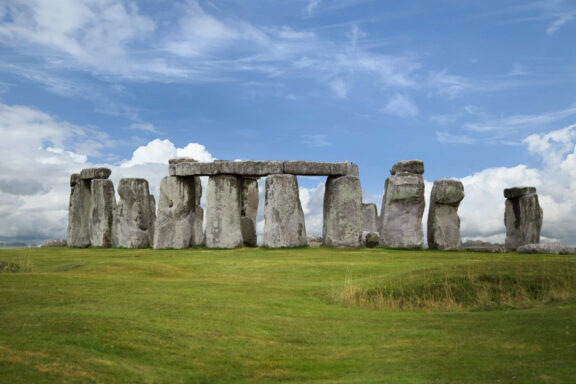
[1,0,576,245]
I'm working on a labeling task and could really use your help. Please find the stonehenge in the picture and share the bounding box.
[241,178,259,247]
[362,203,379,234]
[379,160,425,249]
[205,175,243,248]
[504,187,543,251]
[90,179,116,247]
[113,178,156,248]
[323,175,363,247]
[427,179,464,250]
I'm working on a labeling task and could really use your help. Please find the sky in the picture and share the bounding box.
[0,0,575,245]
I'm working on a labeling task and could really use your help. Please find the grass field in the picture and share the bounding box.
[1,247,575,383]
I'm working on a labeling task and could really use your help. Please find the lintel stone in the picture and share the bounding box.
[80,168,111,180]
[504,186,536,199]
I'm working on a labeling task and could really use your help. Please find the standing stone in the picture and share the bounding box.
[113,178,155,248]
[380,160,425,249]
[205,175,243,248]
[241,177,259,247]
[504,186,543,251]
[90,179,116,248]
[67,174,92,248]
[427,179,464,250]
[323,176,362,247]
[263,174,307,247]
[154,176,202,249]
[362,203,378,233]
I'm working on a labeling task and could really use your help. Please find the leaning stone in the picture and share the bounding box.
[365,232,379,248]
[504,186,543,251]
[362,203,378,233]
[205,175,243,248]
[390,160,424,176]
[113,178,155,248]
[241,216,257,247]
[263,174,307,248]
[154,176,202,249]
[427,179,464,250]
[67,176,91,248]
[41,239,67,247]
[516,243,575,255]
[80,167,111,180]
[379,164,425,249]
[323,176,362,247]
[90,179,116,248]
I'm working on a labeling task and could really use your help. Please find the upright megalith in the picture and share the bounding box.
[504,186,543,251]
[113,178,155,248]
[154,176,202,249]
[379,160,425,249]
[323,176,362,247]
[241,177,259,247]
[362,203,379,233]
[90,179,116,247]
[427,179,464,250]
[263,174,307,248]
[67,173,92,248]
[205,175,243,248]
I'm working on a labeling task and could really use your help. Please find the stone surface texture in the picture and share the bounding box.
[365,232,380,248]
[241,177,259,246]
[67,174,91,248]
[362,203,379,233]
[323,175,362,247]
[380,161,425,249]
[504,186,543,251]
[516,243,575,254]
[263,174,307,248]
[80,167,111,180]
[205,175,243,248]
[241,216,257,247]
[154,176,202,249]
[427,179,464,250]
[41,239,67,247]
[113,178,155,248]
[90,179,116,247]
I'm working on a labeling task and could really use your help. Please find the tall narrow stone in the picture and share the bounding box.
[323,176,362,247]
[504,186,543,251]
[67,174,91,248]
[241,177,259,247]
[263,174,306,248]
[90,179,116,248]
[154,176,202,249]
[379,160,425,249]
[427,179,464,250]
[362,203,378,233]
[205,175,243,248]
[113,178,155,248]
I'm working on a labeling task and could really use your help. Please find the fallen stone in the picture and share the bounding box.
[154,176,202,249]
[80,167,111,180]
[362,203,378,233]
[427,179,464,250]
[307,235,323,247]
[241,216,257,247]
[390,160,424,176]
[504,186,543,251]
[90,179,116,248]
[380,162,425,249]
[67,175,91,248]
[113,178,155,248]
[41,239,67,247]
[365,232,379,248]
[263,174,307,248]
[464,245,505,253]
[323,175,362,247]
[516,243,575,254]
[205,175,243,248]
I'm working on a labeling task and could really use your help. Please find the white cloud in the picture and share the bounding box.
[120,139,214,167]
[382,93,419,117]
[128,123,157,133]
[436,131,476,144]
[304,0,322,17]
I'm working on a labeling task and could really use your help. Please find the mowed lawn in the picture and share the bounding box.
[0,247,575,383]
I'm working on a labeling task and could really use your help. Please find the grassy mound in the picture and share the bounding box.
[333,260,576,311]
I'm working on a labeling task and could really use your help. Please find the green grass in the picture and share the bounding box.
[0,247,575,383]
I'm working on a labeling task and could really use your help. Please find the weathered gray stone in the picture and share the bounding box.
[263,174,307,248]
[283,161,353,176]
[113,178,155,248]
[41,239,67,247]
[362,203,378,233]
[390,160,424,176]
[464,245,505,253]
[427,179,464,250]
[205,175,243,248]
[67,176,91,248]
[168,157,198,165]
[153,176,202,249]
[171,160,283,177]
[241,216,257,247]
[365,232,380,248]
[90,179,116,248]
[80,167,111,180]
[323,176,362,247]
[380,162,425,249]
[516,243,575,254]
[504,186,543,251]
[307,235,323,247]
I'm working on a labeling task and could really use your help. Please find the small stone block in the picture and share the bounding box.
[504,186,537,199]
[80,168,111,180]
[390,160,424,175]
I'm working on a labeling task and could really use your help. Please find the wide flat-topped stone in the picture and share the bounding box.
[170,160,356,176]
[504,186,537,199]
[80,168,111,180]
[283,161,354,176]
[390,160,424,175]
